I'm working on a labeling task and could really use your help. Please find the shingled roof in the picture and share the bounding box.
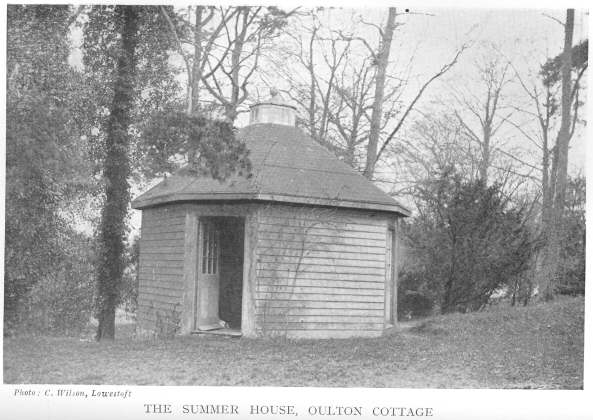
[131,123,410,216]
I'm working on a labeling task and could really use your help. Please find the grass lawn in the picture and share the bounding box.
[4,297,584,388]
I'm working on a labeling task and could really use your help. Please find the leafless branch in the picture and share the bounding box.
[542,13,565,27]
[375,46,467,164]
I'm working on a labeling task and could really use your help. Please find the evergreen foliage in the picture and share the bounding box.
[141,111,251,179]
[403,171,537,313]
[540,39,588,87]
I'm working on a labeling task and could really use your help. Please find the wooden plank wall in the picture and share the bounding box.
[254,204,390,339]
[137,205,186,334]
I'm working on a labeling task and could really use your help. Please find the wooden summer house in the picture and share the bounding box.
[132,93,411,339]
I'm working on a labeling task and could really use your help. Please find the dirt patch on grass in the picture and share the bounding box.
[4,297,583,388]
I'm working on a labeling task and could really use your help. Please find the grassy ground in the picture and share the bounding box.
[4,297,584,388]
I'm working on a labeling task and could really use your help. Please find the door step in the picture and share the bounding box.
[191,329,242,337]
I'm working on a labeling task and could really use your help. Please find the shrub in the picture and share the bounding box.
[404,172,537,314]
[12,233,95,335]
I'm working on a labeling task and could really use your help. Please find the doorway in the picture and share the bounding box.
[195,217,244,332]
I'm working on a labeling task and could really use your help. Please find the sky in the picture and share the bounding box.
[391,7,588,171]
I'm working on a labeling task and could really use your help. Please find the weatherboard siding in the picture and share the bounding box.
[254,205,389,339]
[137,205,186,333]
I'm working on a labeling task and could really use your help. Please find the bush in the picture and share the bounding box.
[12,233,95,335]
[404,172,537,314]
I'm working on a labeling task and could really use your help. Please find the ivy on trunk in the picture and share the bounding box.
[95,5,139,341]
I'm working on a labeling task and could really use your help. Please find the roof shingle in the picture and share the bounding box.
[132,123,410,216]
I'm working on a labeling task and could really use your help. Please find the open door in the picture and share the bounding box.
[194,217,244,333]
[196,220,222,330]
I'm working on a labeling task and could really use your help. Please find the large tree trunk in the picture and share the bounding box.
[539,9,574,301]
[363,7,397,179]
[96,5,139,340]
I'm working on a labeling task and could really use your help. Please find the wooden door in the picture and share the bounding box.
[196,220,221,329]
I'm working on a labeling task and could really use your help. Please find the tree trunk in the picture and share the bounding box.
[96,5,139,340]
[539,9,574,301]
[479,125,491,184]
[191,6,204,115]
[363,7,396,179]
[307,27,317,139]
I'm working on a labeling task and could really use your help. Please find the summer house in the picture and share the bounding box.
[132,92,410,339]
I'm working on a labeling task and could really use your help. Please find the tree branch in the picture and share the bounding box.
[159,6,192,113]
[375,47,466,164]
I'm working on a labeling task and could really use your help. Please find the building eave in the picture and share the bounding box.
[132,192,411,217]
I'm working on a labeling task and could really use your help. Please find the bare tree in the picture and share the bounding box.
[450,53,513,184]
[159,6,236,116]
[270,13,351,146]
[273,9,463,175]
[203,7,293,122]
[160,6,292,122]
[362,7,397,179]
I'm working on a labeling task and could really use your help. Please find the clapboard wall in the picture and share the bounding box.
[137,205,186,333]
[135,202,398,339]
[253,204,394,339]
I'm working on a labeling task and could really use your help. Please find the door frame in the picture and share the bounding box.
[179,206,256,336]
[385,221,398,327]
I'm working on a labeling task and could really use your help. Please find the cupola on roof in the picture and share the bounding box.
[249,89,296,126]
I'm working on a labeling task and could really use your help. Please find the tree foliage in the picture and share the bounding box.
[83,6,253,338]
[82,6,183,177]
[403,171,537,313]
[141,111,251,179]
[540,39,588,87]
[5,5,94,331]
[18,234,96,334]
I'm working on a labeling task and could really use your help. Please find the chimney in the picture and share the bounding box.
[249,89,296,126]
